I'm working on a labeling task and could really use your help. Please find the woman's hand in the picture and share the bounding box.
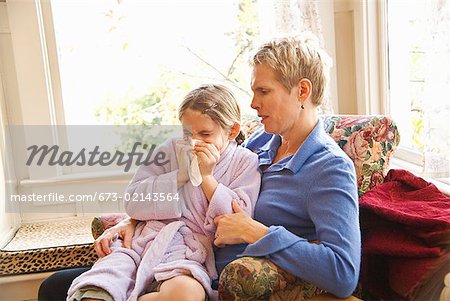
[193,141,220,177]
[93,217,138,257]
[214,200,269,247]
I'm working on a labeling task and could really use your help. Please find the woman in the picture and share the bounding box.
[213,34,360,300]
[39,33,360,300]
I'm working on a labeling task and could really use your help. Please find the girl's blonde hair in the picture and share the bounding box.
[251,33,332,106]
[178,84,245,144]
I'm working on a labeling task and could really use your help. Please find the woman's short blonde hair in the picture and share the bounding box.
[251,33,332,106]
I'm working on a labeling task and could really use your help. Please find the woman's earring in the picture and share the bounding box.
[299,98,305,110]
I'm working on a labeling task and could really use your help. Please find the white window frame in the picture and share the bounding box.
[355,0,422,165]
[357,0,449,195]
[3,0,130,222]
[1,1,24,242]
[6,0,338,178]
[6,0,65,177]
[0,69,21,247]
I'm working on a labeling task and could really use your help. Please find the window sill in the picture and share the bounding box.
[19,169,136,187]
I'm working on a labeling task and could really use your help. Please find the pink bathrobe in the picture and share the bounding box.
[67,138,261,301]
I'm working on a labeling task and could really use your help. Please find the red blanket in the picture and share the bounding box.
[359,169,450,300]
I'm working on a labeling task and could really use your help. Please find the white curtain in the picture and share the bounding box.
[274,0,324,45]
[422,0,450,178]
[259,0,332,114]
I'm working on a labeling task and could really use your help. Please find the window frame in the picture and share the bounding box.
[363,0,449,192]
[4,0,129,221]
[7,0,342,180]
[361,0,424,167]
[0,3,21,243]
[5,0,444,170]
[0,70,21,247]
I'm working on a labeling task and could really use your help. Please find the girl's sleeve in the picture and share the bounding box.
[124,139,183,221]
[238,156,361,298]
[203,150,261,232]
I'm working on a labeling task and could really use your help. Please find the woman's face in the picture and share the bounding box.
[250,63,300,135]
[180,108,230,153]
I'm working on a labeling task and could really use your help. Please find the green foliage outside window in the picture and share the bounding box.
[93,0,259,150]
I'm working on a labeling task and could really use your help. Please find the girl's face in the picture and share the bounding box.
[180,108,232,153]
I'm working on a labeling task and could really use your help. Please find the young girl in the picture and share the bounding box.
[67,84,261,301]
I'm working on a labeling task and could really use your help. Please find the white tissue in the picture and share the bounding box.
[175,138,203,187]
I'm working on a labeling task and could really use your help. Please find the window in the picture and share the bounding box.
[49,0,337,127]
[386,0,426,154]
[50,0,259,126]
[385,0,449,181]
[44,0,338,176]
[4,0,337,220]
[42,0,262,175]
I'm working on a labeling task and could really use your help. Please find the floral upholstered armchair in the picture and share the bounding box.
[322,115,399,197]
[90,115,401,300]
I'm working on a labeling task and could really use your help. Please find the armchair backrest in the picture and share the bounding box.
[322,115,400,196]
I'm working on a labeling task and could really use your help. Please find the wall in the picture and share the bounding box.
[334,0,358,114]
[333,0,385,115]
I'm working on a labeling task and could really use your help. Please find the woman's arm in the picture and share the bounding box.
[213,200,268,246]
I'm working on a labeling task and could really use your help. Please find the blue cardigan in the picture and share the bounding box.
[239,119,361,298]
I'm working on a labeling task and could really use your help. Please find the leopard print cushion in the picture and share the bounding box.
[0,219,98,276]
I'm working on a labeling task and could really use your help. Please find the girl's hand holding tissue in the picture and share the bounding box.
[193,141,220,177]
[193,141,221,202]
